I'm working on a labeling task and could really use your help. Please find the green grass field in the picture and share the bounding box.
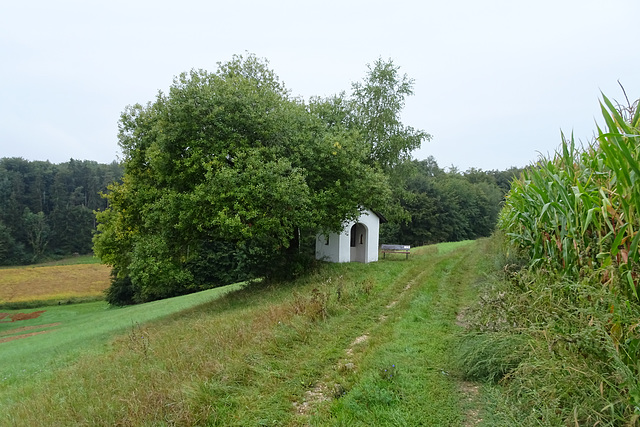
[0,283,245,387]
[0,241,486,426]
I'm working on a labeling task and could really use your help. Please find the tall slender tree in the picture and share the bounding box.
[351,58,431,172]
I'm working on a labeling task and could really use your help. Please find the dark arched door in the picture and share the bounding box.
[349,223,368,263]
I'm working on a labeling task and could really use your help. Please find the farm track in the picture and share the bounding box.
[293,242,482,423]
[0,322,61,337]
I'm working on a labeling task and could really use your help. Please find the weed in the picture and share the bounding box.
[127,321,150,357]
[336,281,343,301]
[359,278,374,295]
[309,288,329,321]
[460,234,640,425]
[457,332,528,383]
[292,287,329,321]
[378,364,398,381]
[291,291,306,315]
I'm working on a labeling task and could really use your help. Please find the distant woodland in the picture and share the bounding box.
[0,157,123,265]
[380,157,522,247]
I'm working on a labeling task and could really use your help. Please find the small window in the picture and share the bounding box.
[360,234,363,245]
[325,235,330,245]
[350,224,357,247]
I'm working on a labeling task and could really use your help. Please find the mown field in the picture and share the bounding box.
[0,255,111,306]
[0,240,487,426]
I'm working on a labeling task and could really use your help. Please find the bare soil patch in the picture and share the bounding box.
[460,381,483,426]
[293,383,331,415]
[0,309,58,343]
[0,310,46,322]
[0,310,46,323]
[0,322,61,337]
[0,317,61,343]
[350,334,369,346]
[0,330,55,344]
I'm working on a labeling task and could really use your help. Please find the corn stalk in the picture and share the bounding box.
[499,94,640,299]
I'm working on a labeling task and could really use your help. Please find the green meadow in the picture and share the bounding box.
[0,283,244,387]
[0,240,485,426]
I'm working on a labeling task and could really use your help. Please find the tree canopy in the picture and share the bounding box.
[380,157,522,246]
[94,54,411,304]
[350,58,431,171]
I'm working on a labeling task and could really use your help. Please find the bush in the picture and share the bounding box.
[185,240,252,287]
[457,332,528,383]
[105,270,136,306]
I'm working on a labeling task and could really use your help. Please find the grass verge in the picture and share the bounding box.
[1,241,487,426]
[458,234,640,426]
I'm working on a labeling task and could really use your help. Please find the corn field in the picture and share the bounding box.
[500,93,640,299]
[493,94,640,423]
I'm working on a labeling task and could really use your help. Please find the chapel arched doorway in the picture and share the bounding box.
[349,223,368,263]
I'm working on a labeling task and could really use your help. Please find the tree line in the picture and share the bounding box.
[381,157,521,247]
[0,157,123,265]
[0,154,519,270]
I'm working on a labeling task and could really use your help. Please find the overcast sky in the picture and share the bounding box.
[1,0,639,171]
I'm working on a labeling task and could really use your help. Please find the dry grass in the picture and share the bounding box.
[0,264,111,303]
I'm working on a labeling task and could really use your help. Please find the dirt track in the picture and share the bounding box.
[0,329,56,344]
[0,311,46,322]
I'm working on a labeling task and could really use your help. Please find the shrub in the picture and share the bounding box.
[105,270,136,306]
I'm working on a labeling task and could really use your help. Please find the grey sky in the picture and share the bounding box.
[1,0,639,171]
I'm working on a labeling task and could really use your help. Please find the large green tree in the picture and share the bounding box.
[94,54,391,304]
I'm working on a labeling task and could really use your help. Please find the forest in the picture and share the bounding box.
[381,157,521,246]
[0,157,122,265]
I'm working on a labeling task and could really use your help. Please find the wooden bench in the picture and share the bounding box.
[380,244,411,260]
